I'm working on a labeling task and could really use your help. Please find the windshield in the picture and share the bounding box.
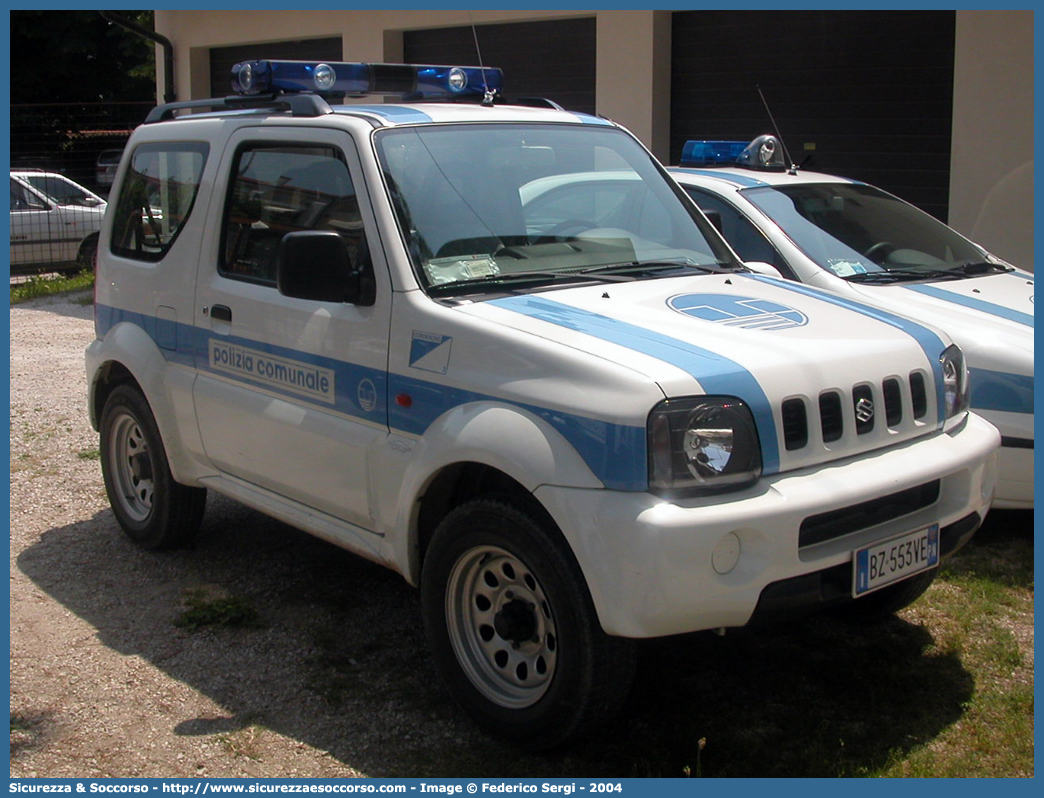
[375,123,736,294]
[743,183,994,281]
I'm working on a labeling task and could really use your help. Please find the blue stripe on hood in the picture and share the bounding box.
[490,295,781,474]
[748,276,949,426]
[904,283,1034,327]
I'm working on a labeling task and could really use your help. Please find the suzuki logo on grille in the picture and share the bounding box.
[855,397,875,423]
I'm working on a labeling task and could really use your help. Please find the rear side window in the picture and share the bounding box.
[10,179,48,211]
[221,144,361,285]
[110,142,209,262]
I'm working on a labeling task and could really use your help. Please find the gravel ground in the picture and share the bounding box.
[9,292,1033,779]
[9,292,644,779]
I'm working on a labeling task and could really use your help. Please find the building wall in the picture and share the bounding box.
[949,10,1033,270]
[154,9,1033,270]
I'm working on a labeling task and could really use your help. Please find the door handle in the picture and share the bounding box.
[210,304,232,322]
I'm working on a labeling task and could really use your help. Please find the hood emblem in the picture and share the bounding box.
[669,294,808,330]
[854,397,875,423]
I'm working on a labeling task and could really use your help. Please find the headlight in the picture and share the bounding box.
[940,344,970,419]
[648,397,762,497]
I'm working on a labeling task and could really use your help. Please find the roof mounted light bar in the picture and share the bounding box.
[680,134,788,172]
[230,59,503,101]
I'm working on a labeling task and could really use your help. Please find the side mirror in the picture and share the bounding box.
[744,260,785,279]
[276,230,375,305]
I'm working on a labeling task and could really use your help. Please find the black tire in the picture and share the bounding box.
[99,385,206,549]
[77,234,99,272]
[421,498,636,750]
[841,568,937,621]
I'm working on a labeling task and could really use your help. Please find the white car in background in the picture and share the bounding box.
[10,170,107,274]
[668,135,1033,508]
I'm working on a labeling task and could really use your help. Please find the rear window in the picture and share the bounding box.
[110,142,209,262]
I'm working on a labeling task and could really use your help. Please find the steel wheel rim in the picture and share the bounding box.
[445,544,558,709]
[108,412,154,522]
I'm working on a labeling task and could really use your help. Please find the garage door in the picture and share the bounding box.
[671,11,955,220]
[404,18,595,114]
[210,38,343,99]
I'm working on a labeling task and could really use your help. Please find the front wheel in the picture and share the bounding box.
[421,499,636,749]
[99,385,206,549]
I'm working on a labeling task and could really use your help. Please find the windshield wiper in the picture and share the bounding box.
[943,260,1013,276]
[844,267,962,284]
[579,260,740,277]
[427,268,636,297]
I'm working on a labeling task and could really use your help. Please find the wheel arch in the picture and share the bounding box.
[87,322,207,485]
[392,402,606,586]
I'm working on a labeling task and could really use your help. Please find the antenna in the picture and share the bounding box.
[756,85,798,174]
[468,11,496,106]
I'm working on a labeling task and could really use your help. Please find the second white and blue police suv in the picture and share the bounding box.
[670,135,1032,508]
[86,60,1000,749]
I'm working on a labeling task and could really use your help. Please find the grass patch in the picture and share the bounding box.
[574,512,1034,778]
[76,448,101,460]
[175,588,261,632]
[218,722,266,761]
[10,270,94,304]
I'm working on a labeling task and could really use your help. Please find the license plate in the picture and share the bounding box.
[853,523,939,597]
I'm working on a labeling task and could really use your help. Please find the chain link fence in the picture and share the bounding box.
[9,102,152,278]
[10,102,152,191]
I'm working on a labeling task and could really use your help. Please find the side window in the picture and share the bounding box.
[221,144,361,285]
[10,180,48,211]
[685,187,795,279]
[110,142,209,262]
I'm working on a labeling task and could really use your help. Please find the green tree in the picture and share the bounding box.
[10,11,156,103]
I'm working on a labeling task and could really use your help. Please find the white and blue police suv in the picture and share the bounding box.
[86,61,999,748]
[669,136,1032,509]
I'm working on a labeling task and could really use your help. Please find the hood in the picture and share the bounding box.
[840,270,1034,420]
[461,273,953,476]
[852,270,1033,341]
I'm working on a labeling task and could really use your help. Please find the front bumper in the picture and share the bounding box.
[536,412,1000,638]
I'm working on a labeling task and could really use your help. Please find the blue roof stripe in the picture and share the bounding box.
[490,295,781,475]
[904,283,1034,327]
[569,112,614,126]
[336,105,433,124]
[668,167,768,188]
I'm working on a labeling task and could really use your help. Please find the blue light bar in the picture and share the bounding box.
[680,135,787,171]
[230,60,503,100]
[679,140,748,167]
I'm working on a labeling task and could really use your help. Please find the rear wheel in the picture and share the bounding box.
[421,499,636,749]
[76,234,99,272]
[99,385,206,549]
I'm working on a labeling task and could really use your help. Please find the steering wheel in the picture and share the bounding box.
[863,241,894,262]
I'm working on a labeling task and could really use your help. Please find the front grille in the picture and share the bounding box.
[781,398,808,450]
[798,480,941,548]
[910,372,928,419]
[783,371,931,453]
[819,392,843,442]
[883,378,903,427]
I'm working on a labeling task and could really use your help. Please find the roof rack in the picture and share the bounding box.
[145,93,333,124]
